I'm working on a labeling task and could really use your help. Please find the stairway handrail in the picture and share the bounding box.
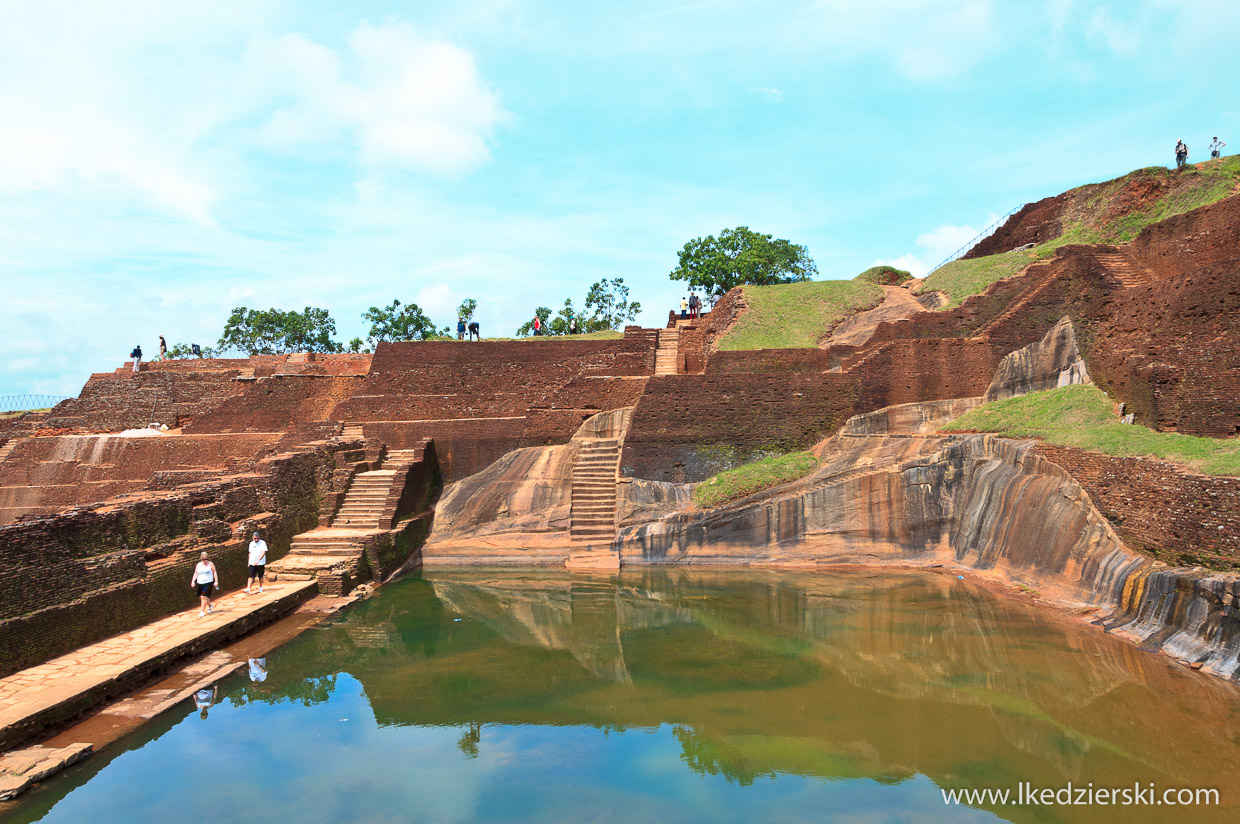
[925,203,1026,276]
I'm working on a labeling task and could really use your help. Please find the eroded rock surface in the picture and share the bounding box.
[984,315,1092,402]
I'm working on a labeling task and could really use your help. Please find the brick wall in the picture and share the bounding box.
[677,290,744,374]
[0,441,356,676]
[0,433,283,525]
[43,369,249,432]
[1035,444,1240,571]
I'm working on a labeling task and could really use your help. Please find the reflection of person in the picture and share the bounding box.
[194,685,218,720]
[248,658,268,682]
[245,531,267,594]
[191,551,219,617]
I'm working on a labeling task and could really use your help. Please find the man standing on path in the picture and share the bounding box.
[1175,139,1188,169]
[130,344,142,374]
[680,296,688,319]
[245,531,267,594]
[1210,136,1226,159]
[158,335,168,361]
[688,292,699,320]
[457,317,466,340]
[190,552,219,617]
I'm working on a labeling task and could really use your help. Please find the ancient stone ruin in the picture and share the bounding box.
[1,171,1239,697]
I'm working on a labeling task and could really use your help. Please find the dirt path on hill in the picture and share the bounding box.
[819,285,932,348]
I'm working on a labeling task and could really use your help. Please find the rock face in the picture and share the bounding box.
[983,316,1092,402]
[425,409,634,565]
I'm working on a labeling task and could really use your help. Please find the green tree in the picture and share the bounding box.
[457,298,478,322]
[584,277,641,331]
[669,227,817,301]
[217,306,342,355]
[346,337,370,354]
[516,306,553,336]
[548,298,578,335]
[361,300,441,346]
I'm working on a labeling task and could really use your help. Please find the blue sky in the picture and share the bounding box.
[1,0,1236,398]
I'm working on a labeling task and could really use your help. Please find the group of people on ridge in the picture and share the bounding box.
[456,318,482,340]
[679,292,703,320]
[1175,136,1226,169]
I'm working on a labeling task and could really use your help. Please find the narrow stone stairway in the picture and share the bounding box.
[1093,249,1155,288]
[272,446,422,584]
[0,439,18,464]
[654,329,680,376]
[569,437,621,548]
[340,422,365,441]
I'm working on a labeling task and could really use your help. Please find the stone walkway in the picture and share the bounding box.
[0,581,315,754]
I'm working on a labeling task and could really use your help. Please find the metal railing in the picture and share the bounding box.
[925,203,1026,276]
[0,395,71,414]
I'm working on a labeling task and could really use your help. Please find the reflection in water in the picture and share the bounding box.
[8,569,1240,824]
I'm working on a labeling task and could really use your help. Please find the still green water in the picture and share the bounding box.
[4,569,1240,824]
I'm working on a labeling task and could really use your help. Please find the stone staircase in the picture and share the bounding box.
[340,422,365,441]
[332,469,397,529]
[1093,249,1155,288]
[271,446,425,584]
[569,438,621,550]
[654,329,680,376]
[0,439,17,464]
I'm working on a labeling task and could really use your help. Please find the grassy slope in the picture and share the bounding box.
[942,385,1240,476]
[693,451,819,509]
[717,279,884,351]
[921,156,1240,308]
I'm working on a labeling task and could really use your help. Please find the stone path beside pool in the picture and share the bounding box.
[0,580,316,758]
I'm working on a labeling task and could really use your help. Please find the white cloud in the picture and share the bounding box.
[0,5,506,226]
[250,22,508,176]
[750,86,784,102]
[874,218,996,277]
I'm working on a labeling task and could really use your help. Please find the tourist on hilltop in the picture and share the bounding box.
[191,551,220,617]
[245,531,267,594]
[130,344,142,374]
[194,684,217,720]
[532,315,542,336]
[569,317,578,335]
[680,296,688,319]
[468,320,480,340]
[457,317,466,340]
[1175,139,1188,169]
[1210,136,1226,159]
[158,335,168,361]
[688,292,700,320]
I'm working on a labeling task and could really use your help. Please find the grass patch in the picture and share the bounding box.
[918,249,1036,310]
[919,157,1240,308]
[855,265,913,285]
[717,279,883,350]
[693,451,818,509]
[942,385,1240,476]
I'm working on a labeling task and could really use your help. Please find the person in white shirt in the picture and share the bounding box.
[246,531,268,594]
[190,552,219,617]
[1210,136,1226,159]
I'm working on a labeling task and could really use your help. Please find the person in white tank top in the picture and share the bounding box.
[190,552,219,617]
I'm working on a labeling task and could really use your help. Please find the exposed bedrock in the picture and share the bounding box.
[428,393,1240,678]
[983,315,1092,402]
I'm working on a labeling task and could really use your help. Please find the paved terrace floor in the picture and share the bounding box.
[0,581,316,754]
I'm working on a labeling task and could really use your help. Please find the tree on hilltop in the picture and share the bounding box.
[669,227,817,301]
[457,298,478,322]
[217,306,342,355]
[361,300,446,346]
[516,279,641,337]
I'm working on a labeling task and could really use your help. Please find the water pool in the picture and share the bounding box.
[5,569,1238,824]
